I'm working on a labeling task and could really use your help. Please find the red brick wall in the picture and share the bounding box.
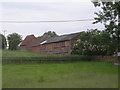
[31,46,40,53]
[20,45,26,51]
[26,38,38,50]
[20,36,38,51]
[32,40,77,55]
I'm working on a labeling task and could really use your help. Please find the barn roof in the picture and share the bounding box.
[33,33,51,46]
[33,32,82,46]
[20,34,36,46]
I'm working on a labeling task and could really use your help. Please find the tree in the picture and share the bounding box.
[7,33,22,50]
[0,34,7,49]
[72,30,101,55]
[47,31,58,37]
[72,29,116,56]
[37,31,58,39]
[92,0,120,54]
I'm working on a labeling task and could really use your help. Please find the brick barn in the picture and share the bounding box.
[32,32,81,55]
[20,33,51,51]
[20,35,38,51]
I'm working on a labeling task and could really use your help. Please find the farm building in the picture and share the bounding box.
[20,33,51,51]
[20,34,38,51]
[20,32,82,55]
[32,32,82,55]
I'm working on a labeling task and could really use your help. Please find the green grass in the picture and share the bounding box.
[2,62,118,88]
[2,50,92,63]
[2,50,57,57]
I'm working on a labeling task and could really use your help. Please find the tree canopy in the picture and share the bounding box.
[37,31,58,39]
[72,1,120,56]
[92,0,120,52]
[72,29,116,56]
[47,31,58,37]
[7,33,22,50]
[72,0,120,55]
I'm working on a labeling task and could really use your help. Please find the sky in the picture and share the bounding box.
[0,0,105,39]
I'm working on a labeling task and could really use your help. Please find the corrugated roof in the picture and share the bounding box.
[33,32,82,47]
[33,33,51,46]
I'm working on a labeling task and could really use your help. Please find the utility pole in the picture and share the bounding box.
[2,30,7,49]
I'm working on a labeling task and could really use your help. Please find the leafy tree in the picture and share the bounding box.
[37,31,58,39]
[72,29,116,56]
[7,33,22,50]
[72,1,120,56]
[0,34,7,49]
[47,31,58,37]
[72,30,103,55]
[92,0,120,54]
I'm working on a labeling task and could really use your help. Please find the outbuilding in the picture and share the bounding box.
[32,32,82,55]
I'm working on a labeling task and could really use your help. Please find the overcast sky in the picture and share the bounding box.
[0,0,104,39]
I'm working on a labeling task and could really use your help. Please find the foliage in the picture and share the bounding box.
[0,34,7,49]
[92,1,120,53]
[72,29,117,56]
[47,31,58,37]
[7,33,22,50]
[37,31,58,39]
[72,1,120,56]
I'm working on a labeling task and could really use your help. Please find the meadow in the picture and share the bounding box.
[2,62,118,88]
[2,50,118,88]
[2,50,91,63]
[2,50,56,57]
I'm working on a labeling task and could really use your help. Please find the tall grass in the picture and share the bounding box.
[2,50,92,64]
[2,50,57,57]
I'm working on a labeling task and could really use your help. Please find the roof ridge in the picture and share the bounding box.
[48,32,81,38]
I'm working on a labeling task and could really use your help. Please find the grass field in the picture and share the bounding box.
[2,50,91,63]
[2,50,56,57]
[2,62,118,88]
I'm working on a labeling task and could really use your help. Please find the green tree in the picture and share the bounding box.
[37,31,58,39]
[0,34,7,49]
[7,33,22,50]
[72,29,116,56]
[72,30,101,55]
[92,0,120,54]
[47,31,58,37]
